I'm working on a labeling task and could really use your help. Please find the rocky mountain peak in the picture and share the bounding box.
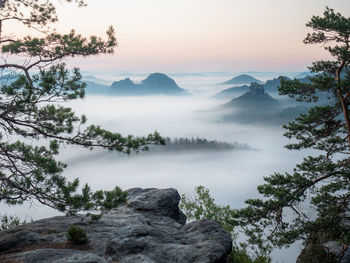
[142,73,179,88]
[249,83,265,95]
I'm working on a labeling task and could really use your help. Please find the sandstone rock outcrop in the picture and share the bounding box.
[0,188,232,263]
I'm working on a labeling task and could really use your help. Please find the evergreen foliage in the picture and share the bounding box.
[0,214,25,230]
[181,186,235,233]
[66,225,89,245]
[180,186,271,263]
[0,0,164,215]
[150,137,248,152]
[233,7,350,260]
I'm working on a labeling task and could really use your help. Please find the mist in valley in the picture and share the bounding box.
[1,73,313,262]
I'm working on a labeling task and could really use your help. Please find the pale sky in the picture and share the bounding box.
[8,0,350,72]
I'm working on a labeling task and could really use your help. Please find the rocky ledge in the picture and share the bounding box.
[0,188,232,263]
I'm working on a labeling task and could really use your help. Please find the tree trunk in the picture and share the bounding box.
[336,63,350,151]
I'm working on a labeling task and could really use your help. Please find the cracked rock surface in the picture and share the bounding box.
[0,188,232,263]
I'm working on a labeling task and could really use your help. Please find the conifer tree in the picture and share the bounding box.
[235,7,350,260]
[0,0,164,215]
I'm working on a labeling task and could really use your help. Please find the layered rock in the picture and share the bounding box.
[0,188,232,263]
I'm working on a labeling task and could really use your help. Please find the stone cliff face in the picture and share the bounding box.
[0,188,232,263]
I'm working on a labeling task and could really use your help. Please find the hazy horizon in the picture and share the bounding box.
[0,72,315,262]
[2,1,347,262]
[5,0,350,72]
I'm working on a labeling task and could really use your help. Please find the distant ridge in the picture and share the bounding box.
[211,85,250,99]
[221,83,290,125]
[225,83,278,108]
[213,77,282,100]
[222,74,262,85]
[85,73,188,96]
[295,71,316,79]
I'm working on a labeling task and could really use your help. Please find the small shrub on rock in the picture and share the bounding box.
[0,215,26,231]
[66,225,89,245]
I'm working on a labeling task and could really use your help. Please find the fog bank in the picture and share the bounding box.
[1,83,311,262]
